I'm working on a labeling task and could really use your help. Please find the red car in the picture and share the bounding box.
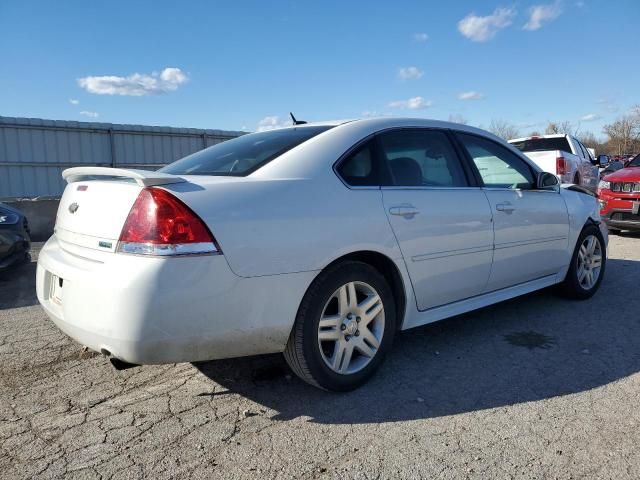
[598,155,640,233]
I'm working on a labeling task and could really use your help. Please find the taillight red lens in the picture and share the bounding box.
[556,156,567,175]
[118,188,219,256]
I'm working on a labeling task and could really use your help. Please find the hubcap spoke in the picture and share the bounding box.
[338,286,349,315]
[361,328,380,350]
[319,314,341,329]
[339,344,354,373]
[347,282,357,309]
[356,338,376,358]
[318,328,341,341]
[332,341,347,371]
[360,297,383,325]
[578,266,587,282]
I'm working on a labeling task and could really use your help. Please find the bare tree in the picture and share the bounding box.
[545,121,575,135]
[447,114,468,125]
[488,119,520,140]
[577,131,608,155]
[603,106,640,155]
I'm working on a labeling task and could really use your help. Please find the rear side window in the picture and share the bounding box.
[510,137,572,154]
[378,129,468,187]
[337,141,379,186]
[160,126,332,176]
[458,133,534,189]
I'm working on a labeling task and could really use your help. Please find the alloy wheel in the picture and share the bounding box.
[577,234,603,290]
[317,281,385,375]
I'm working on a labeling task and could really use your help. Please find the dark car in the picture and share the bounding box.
[599,160,624,179]
[0,203,31,271]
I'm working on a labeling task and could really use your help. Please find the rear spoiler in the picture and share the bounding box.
[62,167,186,187]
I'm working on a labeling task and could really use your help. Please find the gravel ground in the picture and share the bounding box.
[1,234,640,479]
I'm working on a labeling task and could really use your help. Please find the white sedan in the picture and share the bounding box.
[36,118,607,391]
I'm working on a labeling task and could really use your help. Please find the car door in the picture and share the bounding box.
[455,132,569,292]
[378,128,494,311]
[575,139,599,190]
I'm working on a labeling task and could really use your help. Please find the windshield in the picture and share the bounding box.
[510,137,572,153]
[160,126,333,176]
[629,155,640,167]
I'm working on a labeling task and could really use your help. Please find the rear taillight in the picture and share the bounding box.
[117,187,220,256]
[556,156,567,175]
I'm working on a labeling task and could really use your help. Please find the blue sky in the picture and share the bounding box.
[0,0,637,137]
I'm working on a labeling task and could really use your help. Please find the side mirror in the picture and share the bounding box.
[596,155,609,167]
[537,171,560,190]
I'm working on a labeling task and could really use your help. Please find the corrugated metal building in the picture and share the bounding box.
[0,116,245,199]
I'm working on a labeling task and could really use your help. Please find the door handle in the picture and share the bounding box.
[389,205,420,218]
[496,202,515,213]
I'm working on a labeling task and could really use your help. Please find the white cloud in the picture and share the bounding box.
[79,111,99,118]
[398,66,424,80]
[256,116,292,132]
[413,33,429,42]
[78,67,188,96]
[523,3,562,31]
[581,113,601,121]
[388,96,432,110]
[458,7,516,42]
[458,91,485,101]
[69,98,79,105]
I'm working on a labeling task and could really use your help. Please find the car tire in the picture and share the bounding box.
[284,260,396,391]
[557,224,606,300]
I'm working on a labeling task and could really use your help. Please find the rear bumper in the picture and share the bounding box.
[36,236,315,364]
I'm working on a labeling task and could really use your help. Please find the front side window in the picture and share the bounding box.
[161,126,332,176]
[575,139,588,159]
[457,133,534,189]
[378,129,468,187]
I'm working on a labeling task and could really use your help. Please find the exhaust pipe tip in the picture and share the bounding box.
[109,357,140,371]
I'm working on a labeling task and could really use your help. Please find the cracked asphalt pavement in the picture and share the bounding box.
[1,234,640,479]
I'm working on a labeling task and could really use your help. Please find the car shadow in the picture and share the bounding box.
[0,260,38,310]
[195,257,640,424]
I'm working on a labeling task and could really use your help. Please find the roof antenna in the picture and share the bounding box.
[290,112,307,126]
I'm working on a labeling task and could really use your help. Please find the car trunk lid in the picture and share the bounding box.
[55,167,186,253]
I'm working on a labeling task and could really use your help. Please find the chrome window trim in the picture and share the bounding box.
[380,186,482,191]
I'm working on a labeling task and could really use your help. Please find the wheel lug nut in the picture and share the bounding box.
[355,330,360,336]
[356,317,361,323]
[345,335,351,341]
[340,324,346,331]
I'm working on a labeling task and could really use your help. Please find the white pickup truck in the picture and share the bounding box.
[508,134,601,191]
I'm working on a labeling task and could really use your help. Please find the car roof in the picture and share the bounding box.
[295,117,501,139]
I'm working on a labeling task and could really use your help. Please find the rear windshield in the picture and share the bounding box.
[160,126,333,176]
[510,137,572,153]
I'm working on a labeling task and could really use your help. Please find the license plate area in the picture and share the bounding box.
[50,274,64,305]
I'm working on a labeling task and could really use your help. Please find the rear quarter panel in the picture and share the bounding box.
[165,176,403,278]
